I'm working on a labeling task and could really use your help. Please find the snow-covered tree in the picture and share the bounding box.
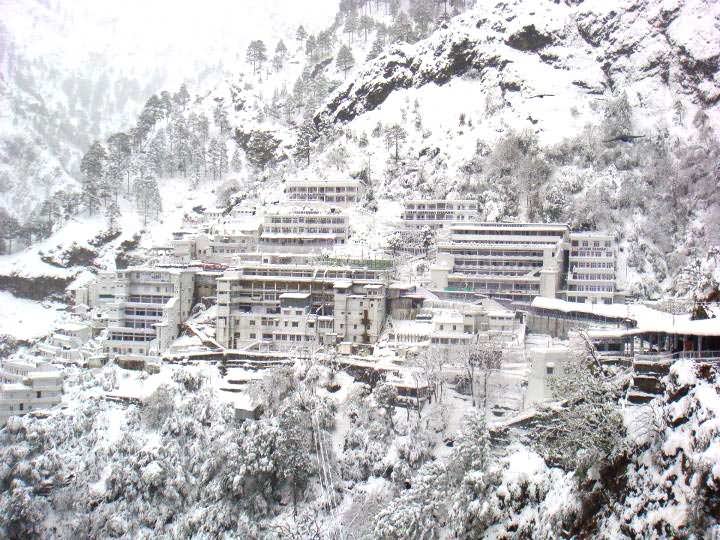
[246,40,268,74]
[336,45,356,78]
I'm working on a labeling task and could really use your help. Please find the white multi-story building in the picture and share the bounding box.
[389,297,521,355]
[285,179,362,206]
[104,267,196,357]
[259,207,350,253]
[73,271,118,308]
[0,358,63,425]
[36,322,93,365]
[173,219,262,265]
[215,263,388,349]
[431,222,569,303]
[401,199,480,230]
[564,232,617,304]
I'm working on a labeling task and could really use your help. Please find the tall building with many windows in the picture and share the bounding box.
[430,222,619,304]
[285,179,362,205]
[259,207,350,253]
[104,267,195,357]
[215,263,387,349]
[564,232,617,304]
[401,199,480,230]
[431,222,569,302]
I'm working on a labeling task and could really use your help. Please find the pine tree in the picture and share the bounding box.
[231,146,243,173]
[412,0,435,34]
[80,141,107,215]
[173,83,191,111]
[105,198,121,232]
[336,45,356,78]
[391,11,414,43]
[384,124,407,161]
[246,40,268,74]
[134,174,162,226]
[344,11,359,43]
[294,122,318,166]
[159,90,173,118]
[276,40,288,60]
[367,34,385,60]
[305,35,318,59]
[359,14,375,42]
[296,25,307,43]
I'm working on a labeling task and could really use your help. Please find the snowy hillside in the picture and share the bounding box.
[0,0,338,244]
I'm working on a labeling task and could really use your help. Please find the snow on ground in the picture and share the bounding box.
[0,290,68,341]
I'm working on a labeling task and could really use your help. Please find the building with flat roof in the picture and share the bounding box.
[104,267,195,358]
[36,322,93,365]
[401,199,480,230]
[285,179,362,206]
[0,358,63,425]
[564,231,617,304]
[215,263,388,350]
[259,207,350,253]
[431,222,569,303]
[431,222,621,305]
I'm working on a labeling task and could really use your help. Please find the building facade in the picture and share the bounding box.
[564,232,617,304]
[431,223,619,305]
[104,267,195,357]
[0,358,63,425]
[259,208,350,253]
[215,263,388,349]
[285,179,362,205]
[401,199,480,230]
[431,223,569,302]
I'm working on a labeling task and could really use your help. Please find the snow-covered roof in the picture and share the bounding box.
[279,292,311,300]
[532,297,720,337]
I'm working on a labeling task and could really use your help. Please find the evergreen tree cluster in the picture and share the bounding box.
[77,83,238,230]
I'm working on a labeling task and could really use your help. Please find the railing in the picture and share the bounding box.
[672,350,720,361]
[635,351,720,363]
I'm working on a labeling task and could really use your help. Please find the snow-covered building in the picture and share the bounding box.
[215,263,388,349]
[0,358,63,425]
[73,271,119,308]
[36,322,93,365]
[431,222,569,303]
[389,297,522,355]
[431,223,620,305]
[173,220,261,265]
[285,179,362,206]
[401,199,480,230]
[564,231,617,304]
[259,207,350,253]
[104,267,196,357]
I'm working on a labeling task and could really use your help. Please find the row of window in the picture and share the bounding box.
[450,281,540,291]
[568,285,614,292]
[127,295,172,304]
[268,217,347,224]
[571,250,614,258]
[455,259,542,268]
[452,229,565,237]
[109,332,155,342]
[124,308,163,317]
[570,274,615,281]
[287,186,358,193]
[571,261,615,269]
[571,240,612,248]
[264,227,347,234]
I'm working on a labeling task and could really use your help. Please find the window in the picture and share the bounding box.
[36,391,41,398]
[546,366,554,375]
[19,404,24,411]
[249,320,256,326]
[292,322,299,328]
